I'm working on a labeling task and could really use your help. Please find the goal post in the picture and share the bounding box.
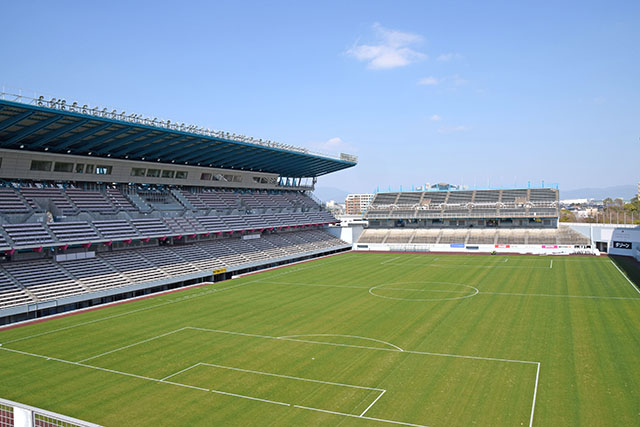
[0,397,101,427]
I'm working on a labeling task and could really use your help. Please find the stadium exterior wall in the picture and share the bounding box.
[326,224,364,244]
[566,223,639,256]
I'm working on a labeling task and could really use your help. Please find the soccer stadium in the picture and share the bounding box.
[1,3,640,425]
[0,90,639,427]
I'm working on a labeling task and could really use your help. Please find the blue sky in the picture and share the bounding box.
[1,1,639,194]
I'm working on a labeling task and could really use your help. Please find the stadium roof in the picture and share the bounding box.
[0,94,357,178]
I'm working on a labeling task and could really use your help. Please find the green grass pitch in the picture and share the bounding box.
[1,252,639,426]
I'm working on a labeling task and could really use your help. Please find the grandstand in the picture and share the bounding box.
[358,187,592,253]
[0,93,357,324]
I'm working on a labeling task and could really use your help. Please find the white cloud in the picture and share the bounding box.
[437,53,463,62]
[347,23,426,70]
[418,76,438,85]
[309,137,357,153]
[437,125,469,134]
[430,114,442,121]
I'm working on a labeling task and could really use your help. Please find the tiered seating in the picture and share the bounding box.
[59,257,130,291]
[266,193,294,209]
[65,189,116,213]
[466,229,497,244]
[47,222,99,242]
[2,223,55,246]
[239,193,263,209]
[20,187,76,215]
[420,192,448,205]
[500,189,528,202]
[100,250,167,283]
[530,189,557,202]
[396,192,422,205]
[368,188,559,220]
[198,239,246,266]
[474,191,500,203]
[221,239,266,262]
[131,218,172,237]
[283,192,320,209]
[372,193,397,205]
[447,192,473,204]
[140,247,199,277]
[93,220,138,240]
[0,269,33,308]
[360,227,589,247]
[412,229,441,243]
[0,230,349,308]
[0,188,30,214]
[496,229,527,244]
[221,215,249,231]
[179,190,208,210]
[3,260,85,301]
[165,217,205,235]
[557,226,590,245]
[105,188,137,211]
[439,230,468,244]
[357,229,388,243]
[246,237,289,259]
[385,229,414,244]
[170,243,226,271]
[0,234,7,249]
[196,216,227,233]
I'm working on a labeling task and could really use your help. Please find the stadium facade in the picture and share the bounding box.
[354,187,597,255]
[0,93,357,325]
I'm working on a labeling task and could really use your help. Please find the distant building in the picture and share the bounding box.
[324,200,345,215]
[637,181,640,198]
[345,193,374,215]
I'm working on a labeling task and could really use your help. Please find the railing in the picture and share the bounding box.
[0,397,101,427]
[366,210,558,219]
[0,91,357,163]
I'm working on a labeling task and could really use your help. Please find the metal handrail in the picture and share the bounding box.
[0,91,357,163]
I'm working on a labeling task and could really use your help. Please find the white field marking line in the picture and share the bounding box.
[0,346,208,392]
[0,347,425,427]
[161,362,201,381]
[293,404,428,427]
[186,326,538,365]
[360,389,386,417]
[504,258,509,263]
[373,287,471,294]
[77,327,189,363]
[0,256,343,346]
[276,334,404,352]
[199,362,384,392]
[380,256,402,265]
[259,280,473,296]
[478,291,640,300]
[529,362,541,427]
[609,259,640,296]
[369,284,479,302]
[0,279,254,346]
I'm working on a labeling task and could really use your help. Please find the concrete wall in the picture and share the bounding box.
[327,224,364,244]
[566,223,640,256]
[0,148,310,190]
[353,242,592,256]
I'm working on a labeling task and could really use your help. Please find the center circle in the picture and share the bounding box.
[369,281,479,302]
